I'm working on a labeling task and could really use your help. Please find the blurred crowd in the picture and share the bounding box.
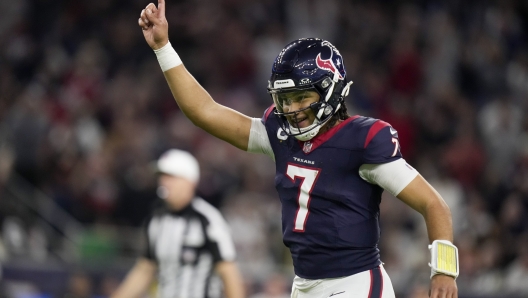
[1,0,528,297]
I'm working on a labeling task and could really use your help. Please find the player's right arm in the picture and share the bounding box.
[138,0,252,150]
[111,257,157,298]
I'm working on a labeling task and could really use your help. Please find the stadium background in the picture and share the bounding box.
[1,0,528,297]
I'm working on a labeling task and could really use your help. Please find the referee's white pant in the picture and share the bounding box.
[291,265,395,298]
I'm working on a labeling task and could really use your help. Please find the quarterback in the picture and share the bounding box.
[138,0,459,297]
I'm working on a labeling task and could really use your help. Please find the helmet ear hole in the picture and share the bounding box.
[321,78,332,89]
[324,105,333,116]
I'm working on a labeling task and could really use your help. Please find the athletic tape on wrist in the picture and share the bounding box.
[154,41,182,72]
[429,240,459,279]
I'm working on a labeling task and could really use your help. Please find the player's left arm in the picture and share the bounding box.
[397,175,453,245]
[361,122,458,298]
[397,175,458,298]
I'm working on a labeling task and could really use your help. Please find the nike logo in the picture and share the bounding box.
[329,291,345,297]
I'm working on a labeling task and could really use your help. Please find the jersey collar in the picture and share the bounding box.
[298,115,360,154]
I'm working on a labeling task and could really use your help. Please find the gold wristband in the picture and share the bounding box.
[428,240,459,279]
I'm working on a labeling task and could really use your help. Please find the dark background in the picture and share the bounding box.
[0,0,528,297]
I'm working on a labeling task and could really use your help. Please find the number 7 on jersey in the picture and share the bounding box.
[286,164,321,232]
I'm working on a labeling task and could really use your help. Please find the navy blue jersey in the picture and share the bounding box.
[262,106,402,279]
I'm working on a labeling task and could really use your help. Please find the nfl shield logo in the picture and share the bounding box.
[303,141,313,153]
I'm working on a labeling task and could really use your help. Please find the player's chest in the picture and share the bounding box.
[277,137,362,168]
[274,142,364,190]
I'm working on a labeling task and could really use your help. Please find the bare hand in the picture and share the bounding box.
[138,0,168,50]
[430,274,457,298]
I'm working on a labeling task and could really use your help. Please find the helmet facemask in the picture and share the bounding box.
[269,75,353,141]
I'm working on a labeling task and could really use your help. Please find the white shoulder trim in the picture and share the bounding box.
[247,118,275,160]
[359,158,419,196]
[192,198,236,261]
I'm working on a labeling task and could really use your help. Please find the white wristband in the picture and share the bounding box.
[154,41,182,72]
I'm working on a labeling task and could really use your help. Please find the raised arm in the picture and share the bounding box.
[138,0,252,150]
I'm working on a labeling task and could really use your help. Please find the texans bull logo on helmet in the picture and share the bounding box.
[315,41,345,80]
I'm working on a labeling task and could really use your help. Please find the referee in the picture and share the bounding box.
[111,149,245,298]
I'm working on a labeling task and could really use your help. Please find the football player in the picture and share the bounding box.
[138,1,458,297]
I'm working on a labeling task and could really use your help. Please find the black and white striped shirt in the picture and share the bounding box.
[143,197,236,298]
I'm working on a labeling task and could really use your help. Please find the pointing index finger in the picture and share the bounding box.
[158,0,165,16]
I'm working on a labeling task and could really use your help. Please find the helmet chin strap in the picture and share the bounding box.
[292,120,322,141]
[291,115,334,141]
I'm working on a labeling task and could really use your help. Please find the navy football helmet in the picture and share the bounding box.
[268,38,353,141]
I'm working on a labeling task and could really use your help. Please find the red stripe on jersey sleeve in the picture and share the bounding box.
[364,120,390,148]
[264,104,276,122]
